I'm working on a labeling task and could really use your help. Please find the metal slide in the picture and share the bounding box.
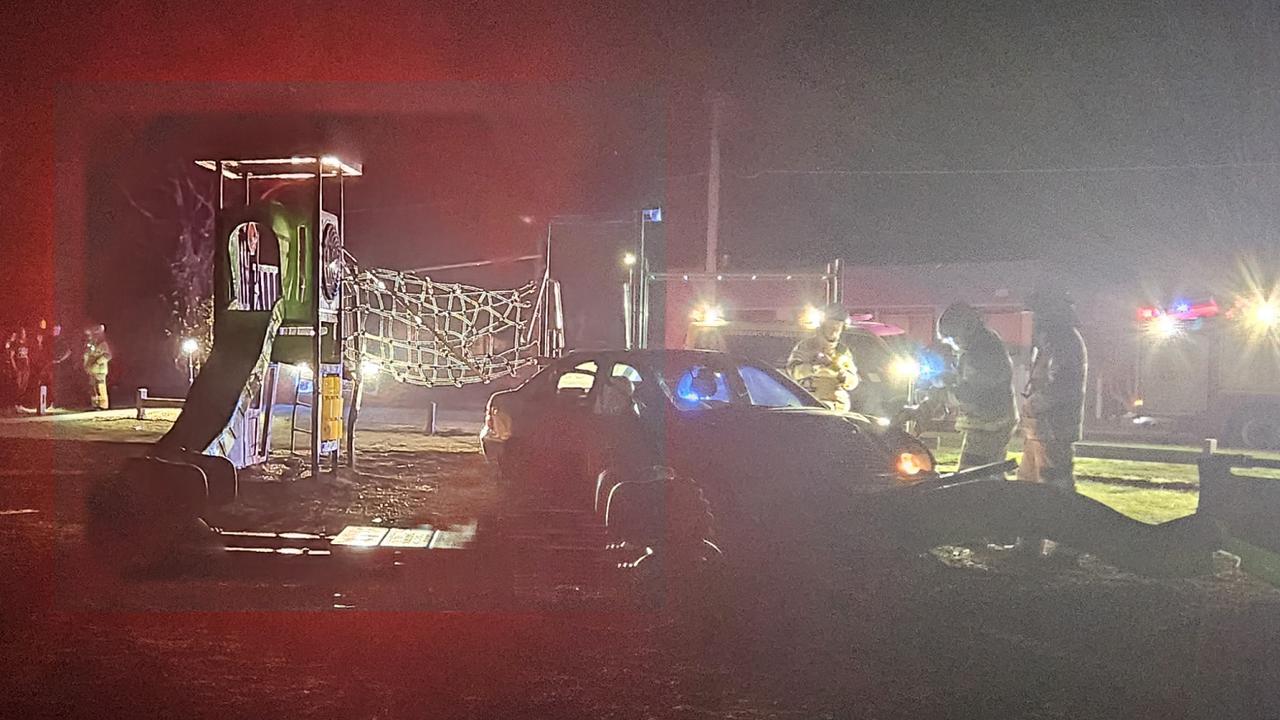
[156,302,284,464]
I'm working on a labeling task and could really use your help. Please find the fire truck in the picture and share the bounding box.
[646,264,926,418]
[1136,292,1280,450]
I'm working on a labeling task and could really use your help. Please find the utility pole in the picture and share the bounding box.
[705,92,724,274]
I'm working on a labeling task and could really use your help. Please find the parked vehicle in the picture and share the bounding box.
[1136,295,1280,450]
[481,349,939,575]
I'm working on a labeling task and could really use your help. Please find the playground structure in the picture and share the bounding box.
[147,155,562,487]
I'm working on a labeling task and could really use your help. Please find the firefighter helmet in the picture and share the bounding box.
[1027,288,1077,325]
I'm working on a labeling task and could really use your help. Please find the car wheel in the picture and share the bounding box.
[594,467,625,520]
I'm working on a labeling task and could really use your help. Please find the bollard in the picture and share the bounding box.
[136,388,148,420]
[1202,438,1218,455]
[38,385,47,416]
[425,401,438,436]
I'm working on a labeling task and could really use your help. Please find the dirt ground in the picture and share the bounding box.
[2,419,1280,719]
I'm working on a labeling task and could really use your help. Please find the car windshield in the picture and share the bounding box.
[654,356,818,411]
[702,327,899,375]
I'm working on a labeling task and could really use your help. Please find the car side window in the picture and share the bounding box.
[671,364,734,409]
[738,364,808,408]
[611,363,641,381]
[555,360,598,398]
[594,362,643,416]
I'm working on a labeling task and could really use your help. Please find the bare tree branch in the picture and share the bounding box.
[122,163,218,365]
[120,184,161,223]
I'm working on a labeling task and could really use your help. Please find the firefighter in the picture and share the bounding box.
[936,302,1017,469]
[83,324,112,411]
[1018,290,1088,488]
[788,304,858,412]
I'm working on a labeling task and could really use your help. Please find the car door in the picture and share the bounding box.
[583,360,654,478]
[515,357,608,480]
[653,358,749,499]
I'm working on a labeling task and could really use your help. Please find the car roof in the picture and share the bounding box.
[559,348,738,364]
[692,320,897,338]
[553,348,824,408]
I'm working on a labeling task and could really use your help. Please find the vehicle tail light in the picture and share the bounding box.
[481,403,496,439]
[896,450,933,480]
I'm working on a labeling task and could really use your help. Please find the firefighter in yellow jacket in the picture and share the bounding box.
[83,324,112,411]
[788,304,859,412]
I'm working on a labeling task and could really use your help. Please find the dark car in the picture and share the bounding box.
[481,350,937,560]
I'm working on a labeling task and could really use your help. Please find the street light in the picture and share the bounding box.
[622,253,638,349]
[638,207,662,348]
[181,338,199,385]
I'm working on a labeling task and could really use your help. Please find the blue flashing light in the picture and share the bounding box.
[673,367,727,405]
[915,350,946,381]
[1173,301,1191,314]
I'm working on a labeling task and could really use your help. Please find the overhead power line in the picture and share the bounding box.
[666,160,1280,181]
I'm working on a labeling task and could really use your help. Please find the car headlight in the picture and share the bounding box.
[889,356,921,381]
[800,305,825,330]
[691,304,727,326]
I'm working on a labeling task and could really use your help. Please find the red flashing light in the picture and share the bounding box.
[1140,299,1219,323]
[1187,300,1219,320]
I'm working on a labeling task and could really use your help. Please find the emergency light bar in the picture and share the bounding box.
[1137,298,1220,323]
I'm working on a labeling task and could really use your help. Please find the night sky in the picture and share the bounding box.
[5,0,1280,366]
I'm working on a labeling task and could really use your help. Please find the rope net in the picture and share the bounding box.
[343,265,543,387]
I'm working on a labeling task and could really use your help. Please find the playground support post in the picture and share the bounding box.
[311,157,323,477]
[335,165,346,469]
[345,374,362,468]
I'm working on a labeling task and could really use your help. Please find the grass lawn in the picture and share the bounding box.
[931,442,1216,525]
[1072,480,1199,524]
[931,425,1280,524]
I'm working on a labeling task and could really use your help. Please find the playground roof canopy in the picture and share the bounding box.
[194,156,363,180]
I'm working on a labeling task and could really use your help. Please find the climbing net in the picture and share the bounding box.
[343,265,543,387]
